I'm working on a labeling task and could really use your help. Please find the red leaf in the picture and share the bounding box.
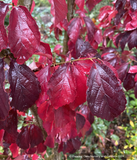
[76,113,86,133]
[0,59,9,120]
[123,73,135,91]
[0,129,4,145]
[30,0,35,13]
[37,143,47,153]
[75,0,84,11]
[129,65,137,73]
[32,154,39,160]
[53,0,68,26]
[84,17,95,43]
[9,143,19,158]
[8,6,41,64]
[36,65,50,107]
[54,105,75,128]
[86,0,102,11]
[44,135,54,148]
[30,125,43,148]
[47,63,76,109]
[69,60,93,109]
[87,62,126,121]
[12,0,18,6]
[0,2,9,52]
[16,126,30,149]
[67,18,81,43]
[4,131,17,144]
[9,60,41,111]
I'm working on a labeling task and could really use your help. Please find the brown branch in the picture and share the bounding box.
[17,0,33,11]
[62,0,75,56]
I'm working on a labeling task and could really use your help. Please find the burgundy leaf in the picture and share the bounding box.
[44,135,54,148]
[128,29,137,50]
[123,73,135,90]
[9,60,41,111]
[4,131,17,144]
[86,0,102,11]
[63,139,76,154]
[116,63,129,82]
[75,39,97,58]
[87,62,126,121]
[130,0,137,10]
[94,29,102,44]
[26,147,36,154]
[5,108,17,135]
[75,0,84,11]
[37,142,47,153]
[0,2,9,51]
[47,63,76,109]
[53,0,68,26]
[54,105,75,128]
[0,59,9,120]
[84,17,95,43]
[67,18,81,43]
[8,6,41,64]
[115,0,126,11]
[76,113,86,133]
[16,126,30,150]
[71,137,81,150]
[30,125,43,148]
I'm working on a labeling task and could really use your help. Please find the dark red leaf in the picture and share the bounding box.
[130,0,137,10]
[94,29,103,44]
[0,59,9,120]
[123,73,135,90]
[75,0,84,11]
[87,62,126,121]
[5,108,17,135]
[0,129,4,145]
[117,63,129,82]
[115,0,126,11]
[86,0,102,11]
[26,147,36,154]
[8,6,41,64]
[128,29,137,50]
[67,18,81,43]
[30,125,43,148]
[37,142,47,153]
[54,105,75,128]
[44,135,54,148]
[9,143,19,158]
[76,113,86,133]
[9,60,41,111]
[84,17,95,43]
[0,2,9,51]
[4,131,17,144]
[75,39,97,58]
[53,0,68,26]
[16,126,30,149]
[72,137,81,150]
[47,63,76,109]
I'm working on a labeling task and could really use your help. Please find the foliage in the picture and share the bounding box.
[0,0,137,159]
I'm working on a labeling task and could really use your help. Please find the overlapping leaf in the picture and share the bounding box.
[67,18,81,43]
[0,59,9,120]
[84,17,95,43]
[52,0,68,26]
[9,60,41,111]
[8,6,41,64]
[130,0,137,10]
[87,62,126,121]
[47,63,77,109]
[75,0,84,11]
[86,0,102,11]
[0,2,9,51]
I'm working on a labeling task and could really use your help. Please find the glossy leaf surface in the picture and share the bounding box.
[8,6,41,64]
[87,62,126,121]
[9,61,41,111]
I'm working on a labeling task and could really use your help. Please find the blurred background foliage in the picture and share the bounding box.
[2,0,137,159]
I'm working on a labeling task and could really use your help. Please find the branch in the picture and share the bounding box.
[62,0,75,56]
[17,0,33,11]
